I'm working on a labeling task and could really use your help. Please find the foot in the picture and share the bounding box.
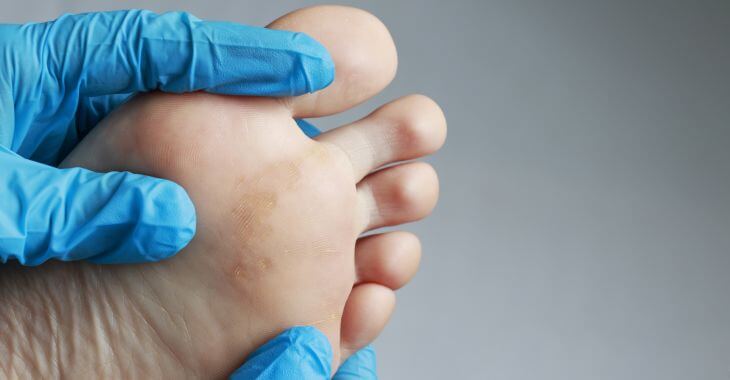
[0,5,445,378]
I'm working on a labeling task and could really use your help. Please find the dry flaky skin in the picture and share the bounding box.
[0,5,443,379]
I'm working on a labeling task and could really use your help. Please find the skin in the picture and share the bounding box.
[0,6,446,379]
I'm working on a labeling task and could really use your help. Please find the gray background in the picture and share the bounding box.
[2,1,729,379]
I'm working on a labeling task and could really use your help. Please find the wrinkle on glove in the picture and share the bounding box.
[230,326,333,380]
[0,146,195,265]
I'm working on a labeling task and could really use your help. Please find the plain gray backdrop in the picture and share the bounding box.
[2,1,729,379]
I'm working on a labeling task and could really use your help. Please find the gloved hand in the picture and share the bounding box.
[0,10,334,265]
[230,326,377,380]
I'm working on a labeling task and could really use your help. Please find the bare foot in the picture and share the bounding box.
[0,6,445,378]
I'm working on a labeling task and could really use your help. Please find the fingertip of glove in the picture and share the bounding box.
[291,32,335,94]
[120,176,196,263]
[295,119,322,138]
[88,174,196,264]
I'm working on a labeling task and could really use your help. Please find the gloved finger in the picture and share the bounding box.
[0,147,195,266]
[230,326,332,380]
[76,93,134,138]
[333,345,377,380]
[27,9,334,98]
[295,119,322,138]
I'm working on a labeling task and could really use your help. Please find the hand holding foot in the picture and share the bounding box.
[0,6,446,378]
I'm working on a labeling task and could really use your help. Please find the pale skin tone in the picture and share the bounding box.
[0,6,446,379]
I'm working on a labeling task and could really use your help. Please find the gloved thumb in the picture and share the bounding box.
[0,147,196,265]
[230,326,333,380]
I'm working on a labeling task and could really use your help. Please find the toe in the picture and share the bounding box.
[355,232,422,290]
[267,5,397,117]
[339,283,395,362]
[357,161,440,231]
[318,94,447,181]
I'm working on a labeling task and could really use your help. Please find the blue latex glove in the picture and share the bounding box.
[0,10,334,265]
[230,326,377,380]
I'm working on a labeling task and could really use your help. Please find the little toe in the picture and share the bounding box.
[339,283,395,362]
[357,161,439,232]
[317,94,447,181]
[267,5,397,118]
[355,232,421,290]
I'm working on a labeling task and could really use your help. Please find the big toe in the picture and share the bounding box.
[267,5,398,117]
